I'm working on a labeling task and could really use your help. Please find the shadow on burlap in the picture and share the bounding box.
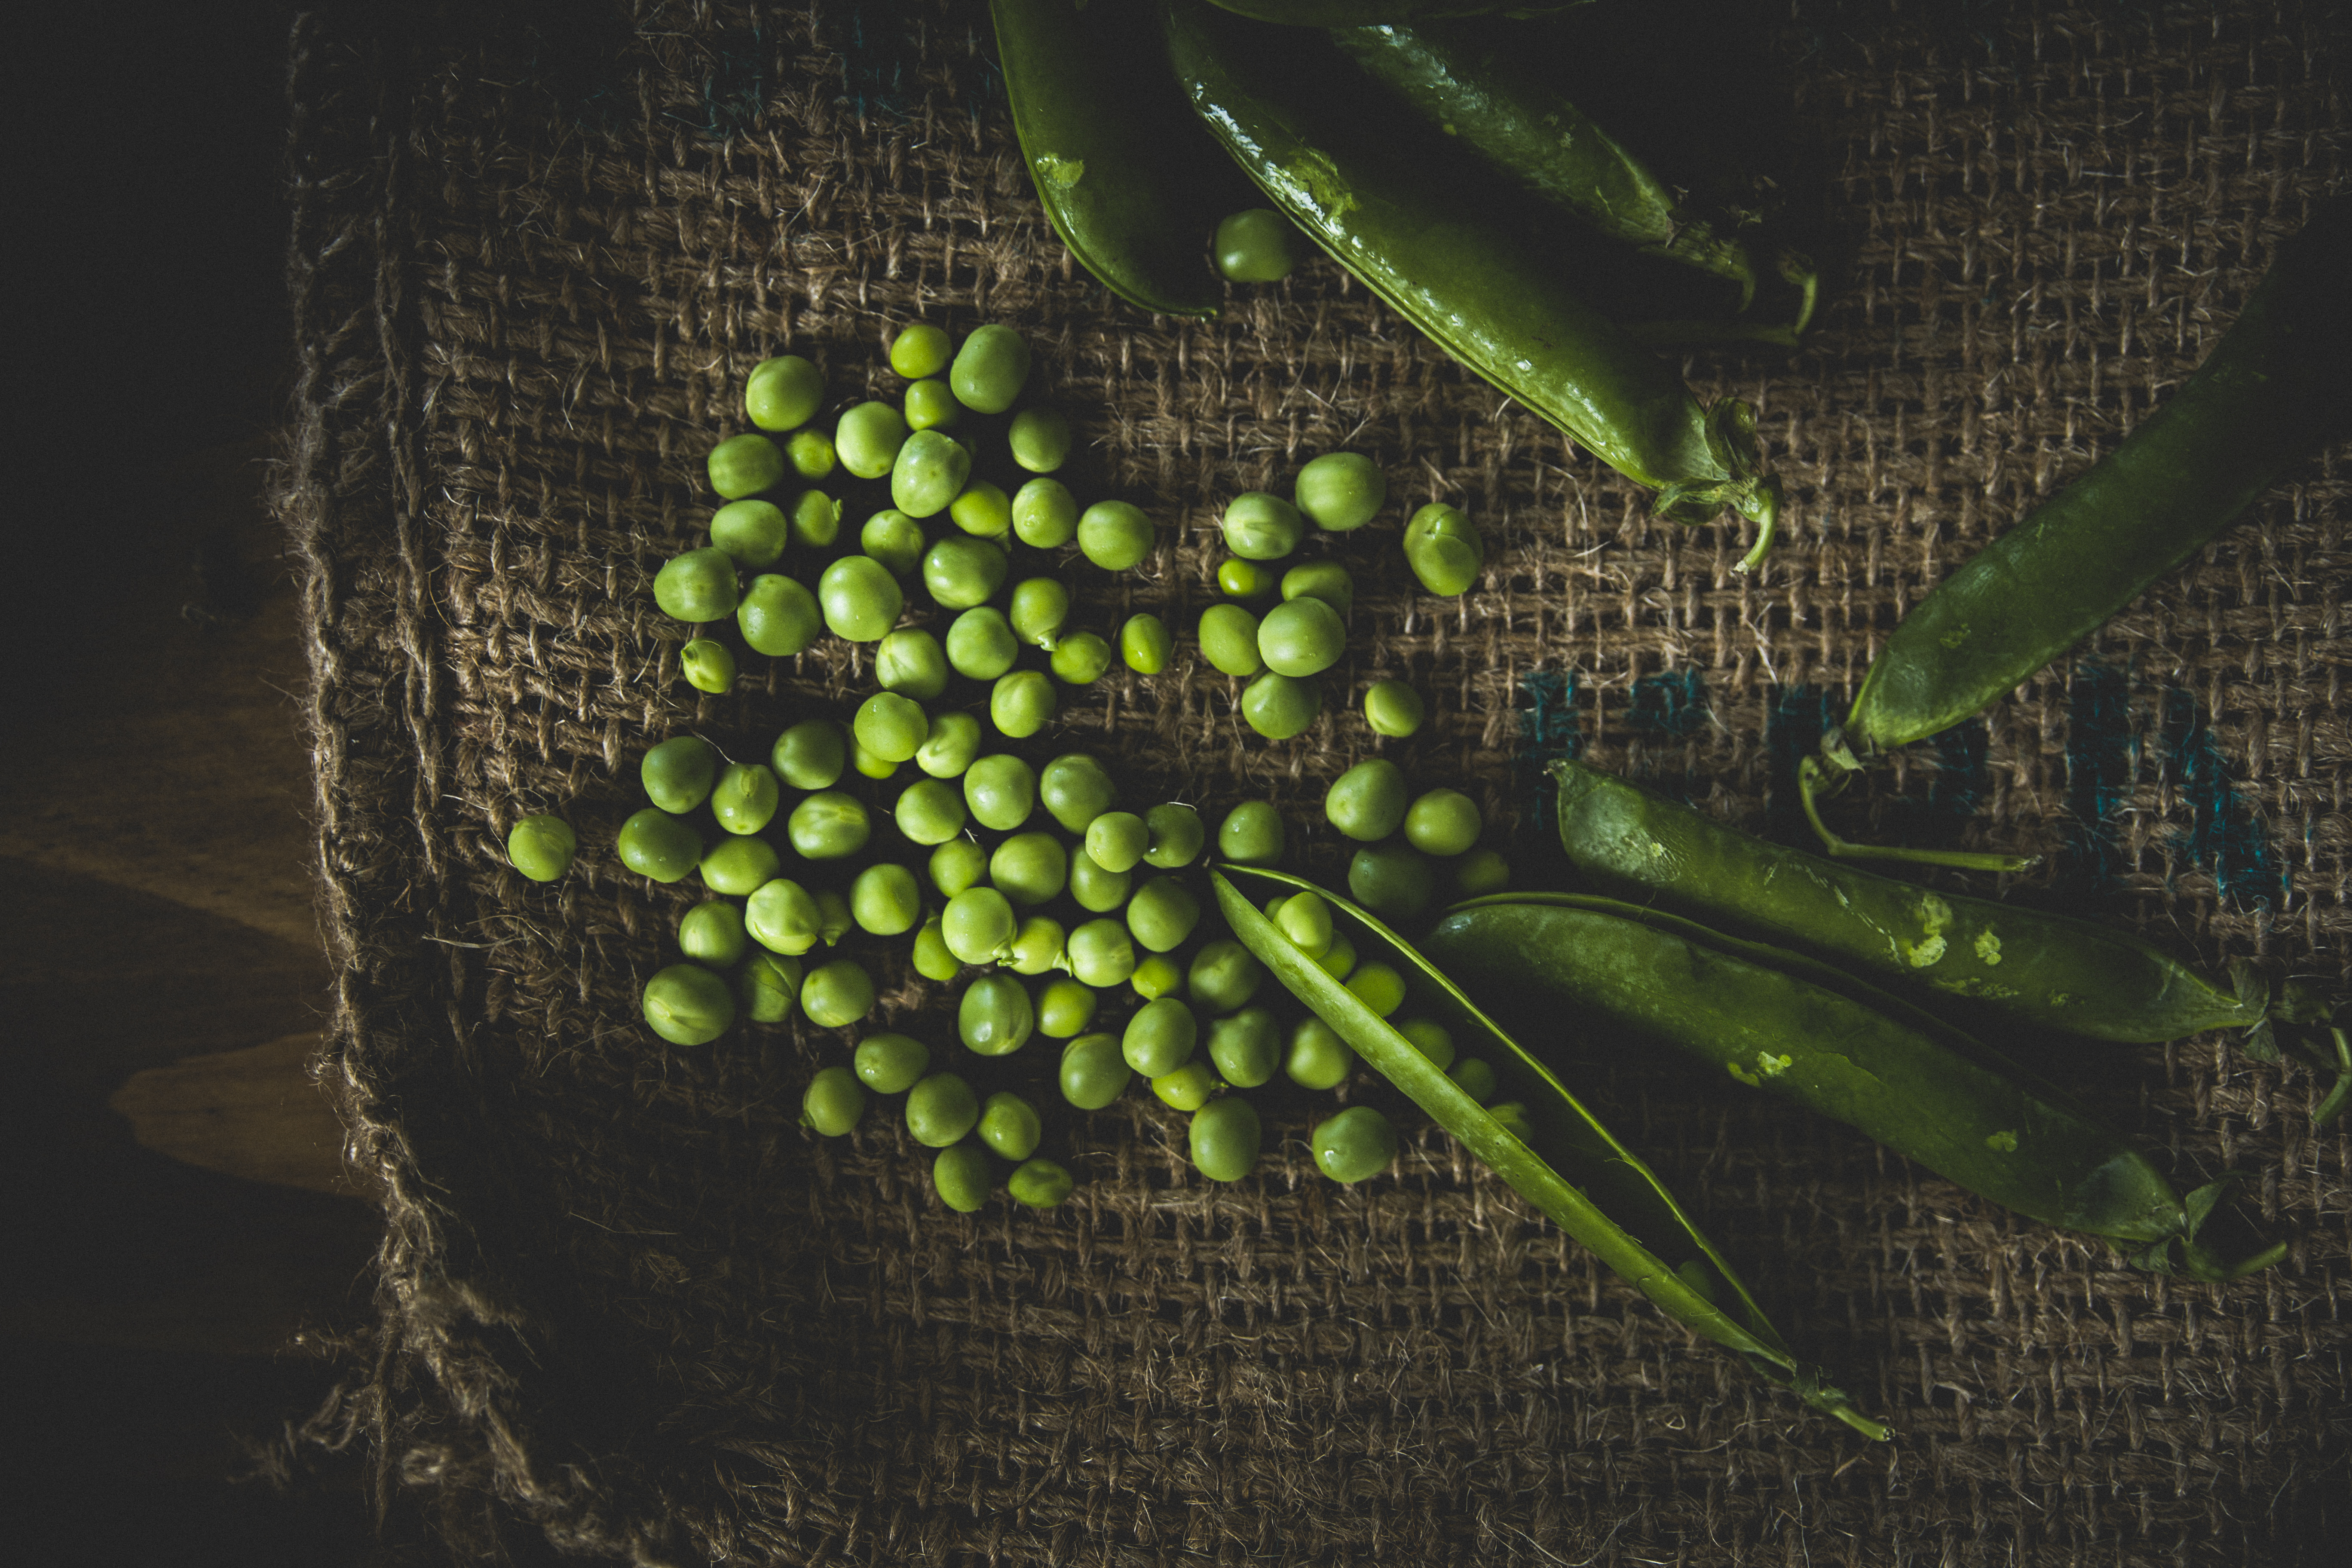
[276,1,2350,1561]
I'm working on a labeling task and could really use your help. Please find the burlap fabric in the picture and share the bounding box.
[280,1,2350,1561]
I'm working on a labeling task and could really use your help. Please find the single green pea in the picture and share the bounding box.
[1076,500,1153,570]
[815,888,853,946]
[1125,876,1201,952]
[1449,1057,1498,1105]
[1452,846,1510,897]
[990,831,1069,906]
[1220,491,1305,560]
[1064,918,1136,988]
[1216,557,1271,600]
[1326,759,1408,841]
[1316,933,1357,982]
[959,972,1035,1056]
[1348,839,1436,922]
[1189,1095,1262,1182]
[932,1142,995,1213]
[1004,918,1067,980]
[862,509,928,577]
[977,1091,1045,1161]
[963,753,1037,831]
[1067,847,1132,914]
[1363,679,1425,738]
[1240,672,1321,740]
[710,498,789,567]
[735,573,820,658]
[1036,753,1115,834]
[923,536,1011,611]
[770,720,845,791]
[850,862,922,937]
[949,481,1012,541]
[990,670,1057,738]
[914,710,983,780]
[710,763,780,836]
[949,323,1031,413]
[943,885,1018,965]
[1280,559,1354,621]
[700,834,781,896]
[643,962,735,1046]
[1007,1156,1074,1209]
[1312,1106,1397,1184]
[1010,577,1071,649]
[654,547,741,623]
[891,323,952,380]
[894,777,968,845]
[1207,1007,1280,1088]
[800,958,876,1028]
[853,692,930,764]
[617,808,703,883]
[678,900,748,967]
[1197,604,1265,678]
[746,877,822,956]
[1257,597,1345,679]
[738,950,802,1023]
[507,814,577,882]
[1143,803,1204,869]
[1130,955,1183,1000]
[903,377,962,432]
[1012,478,1079,548]
[1403,502,1484,595]
[931,838,991,898]
[1215,802,1283,867]
[906,1072,981,1147]
[1060,1032,1132,1110]
[1404,788,1481,857]
[1285,1016,1352,1090]
[802,1065,866,1136]
[873,629,949,701]
[851,736,901,779]
[913,915,962,981]
[1120,613,1173,674]
[745,354,823,432]
[1271,892,1330,959]
[1037,977,1099,1038]
[1294,452,1386,532]
[789,488,843,549]
[1152,1061,1219,1112]
[941,610,1016,686]
[1215,207,1296,282]
[1187,939,1264,1015]
[1345,961,1407,1018]
[836,400,909,480]
[679,638,736,694]
[1123,996,1198,1077]
[1050,632,1112,685]
[708,432,785,500]
[1083,811,1149,874]
[855,1031,931,1093]
[786,430,837,483]
[1396,1018,1456,1072]
[1004,407,1070,475]
[817,555,903,643]
[787,790,871,860]
[642,735,719,813]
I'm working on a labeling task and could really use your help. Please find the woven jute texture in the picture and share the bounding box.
[281,1,2350,1562]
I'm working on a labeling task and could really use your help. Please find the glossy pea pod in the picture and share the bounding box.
[1214,864,1888,1438]
[1423,891,2285,1281]
[1164,0,1784,571]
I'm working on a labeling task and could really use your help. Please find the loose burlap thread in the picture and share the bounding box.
[279,2,2350,1562]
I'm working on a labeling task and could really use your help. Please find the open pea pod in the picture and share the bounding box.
[1213,865,1888,1439]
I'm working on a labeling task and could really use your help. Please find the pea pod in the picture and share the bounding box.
[1213,865,1888,1438]
[1424,892,2284,1281]
[1164,0,1784,570]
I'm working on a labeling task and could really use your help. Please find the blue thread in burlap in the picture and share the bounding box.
[1628,668,1709,739]
[1515,670,1581,852]
[673,22,769,141]
[2159,689,2283,909]
[2059,665,2134,896]
[1764,686,1835,845]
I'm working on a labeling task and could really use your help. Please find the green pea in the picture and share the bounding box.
[852,1032,930,1096]
[710,498,789,567]
[711,763,780,836]
[947,487,1014,547]
[1452,846,1510,897]
[966,1094,1045,1165]
[931,1142,994,1213]
[745,877,822,956]
[738,950,801,1023]
[1076,500,1154,570]
[1007,1156,1074,1209]
[786,430,837,482]
[1363,679,1425,738]
[1207,1007,1280,1088]
[507,814,576,882]
[891,323,952,380]
[708,432,784,499]
[1122,996,1198,1076]
[1010,577,1071,649]
[1193,604,1260,678]
[1311,1106,1397,1184]
[788,489,843,549]
[1220,491,1305,560]
[941,609,1015,685]
[1121,612,1173,674]
[963,753,1036,831]
[1215,801,1283,866]
[802,1065,866,1136]
[915,710,983,779]
[817,555,903,643]
[700,834,781,895]
[931,839,990,898]
[1275,889,1334,956]
[906,1072,981,1147]
[800,958,875,1028]
[770,719,845,791]
[923,535,1011,610]
[731,573,815,657]
[1065,918,1137,988]
[990,670,1057,738]
[1038,977,1099,1038]
[862,509,928,576]
[852,735,900,782]
[1038,753,1117,834]
[1143,803,1204,869]
[1050,632,1112,685]
[1007,407,1072,474]
[1404,788,1481,857]
[853,692,930,765]
[1241,672,1321,739]
[679,638,736,694]
[1130,956,1183,1000]
[1280,559,1354,621]
[642,735,718,813]
[1187,939,1264,1014]
[1403,502,1484,595]
[990,831,1069,906]
[871,630,947,702]
[851,862,922,936]
[836,400,909,480]
[894,777,968,846]
[654,547,741,623]
[787,790,871,860]
[1010,914,1068,977]
[943,885,1017,965]
[1348,839,1436,922]
[1152,1061,1219,1112]
[1316,933,1357,982]
[617,808,702,883]
[1067,848,1132,914]
[1285,1016,1351,1089]
[1125,876,1201,952]
[912,915,962,982]
[959,973,1035,1056]
[949,323,1032,413]
[1059,1033,1131,1109]
[745,354,823,432]
[1257,597,1345,679]
[815,888,853,946]
[1345,961,1407,1018]
[677,900,747,967]
[1449,1057,1498,1105]
[1083,811,1148,874]
[1326,759,1408,841]
[1396,1018,1456,1072]
[890,429,971,519]
[642,962,735,1046]
[1293,452,1385,532]
[1217,557,1270,599]
[1214,208,1296,282]
[1189,1095,1262,1182]
[1012,478,1080,548]
[903,377,962,432]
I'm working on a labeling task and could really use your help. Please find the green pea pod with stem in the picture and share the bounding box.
[1806,195,2352,868]
[1213,864,1888,1439]
[1164,0,1785,571]
[1424,891,2286,1282]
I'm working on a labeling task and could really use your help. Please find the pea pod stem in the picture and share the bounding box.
[1798,752,2039,876]
[1213,865,1888,1439]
